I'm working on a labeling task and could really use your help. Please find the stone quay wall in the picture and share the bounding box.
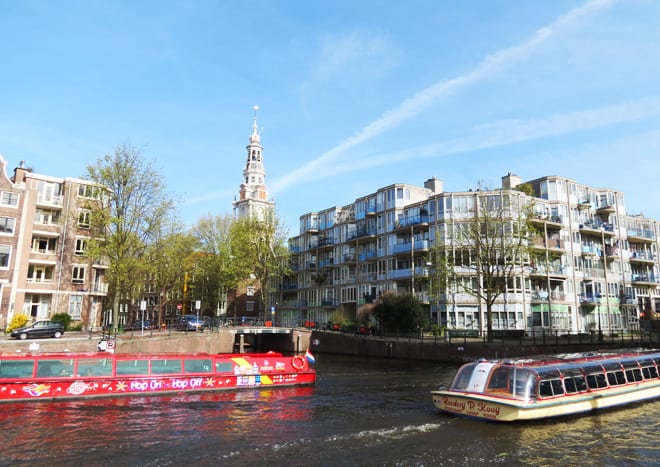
[307,330,659,363]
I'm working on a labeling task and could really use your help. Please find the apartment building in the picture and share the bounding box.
[0,156,108,330]
[283,173,660,334]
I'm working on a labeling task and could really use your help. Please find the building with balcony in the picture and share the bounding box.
[282,173,659,334]
[0,156,108,329]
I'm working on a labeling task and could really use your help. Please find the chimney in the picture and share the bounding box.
[424,177,443,194]
[501,172,521,190]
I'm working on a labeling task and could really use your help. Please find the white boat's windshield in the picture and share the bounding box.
[450,363,537,400]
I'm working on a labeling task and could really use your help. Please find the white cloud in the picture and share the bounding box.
[287,96,660,181]
[299,30,397,107]
[273,0,618,194]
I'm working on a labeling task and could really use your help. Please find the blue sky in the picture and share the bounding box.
[1,0,660,235]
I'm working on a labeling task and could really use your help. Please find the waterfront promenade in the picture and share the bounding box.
[1,326,658,363]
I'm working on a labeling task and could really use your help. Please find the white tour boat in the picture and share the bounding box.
[431,349,660,422]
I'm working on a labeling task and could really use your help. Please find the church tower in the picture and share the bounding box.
[233,105,275,220]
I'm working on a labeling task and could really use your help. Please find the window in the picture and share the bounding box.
[36,180,62,203]
[184,359,213,374]
[69,295,83,318]
[78,210,91,228]
[539,379,564,397]
[0,359,35,379]
[32,236,57,253]
[116,359,149,375]
[35,209,60,225]
[0,245,9,267]
[78,184,100,198]
[72,266,86,284]
[606,371,627,386]
[641,365,658,379]
[586,372,608,389]
[150,359,183,375]
[625,368,643,383]
[75,238,88,255]
[27,265,54,282]
[0,217,15,234]
[0,191,19,207]
[563,376,587,393]
[76,358,113,377]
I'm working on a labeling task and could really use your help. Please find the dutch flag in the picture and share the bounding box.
[305,348,316,365]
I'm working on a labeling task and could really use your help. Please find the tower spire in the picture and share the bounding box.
[233,105,275,220]
[251,105,260,142]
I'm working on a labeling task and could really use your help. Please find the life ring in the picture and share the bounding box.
[291,356,305,370]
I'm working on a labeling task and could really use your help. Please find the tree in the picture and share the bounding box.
[229,211,291,319]
[432,191,532,342]
[372,292,426,332]
[84,143,175,332]
[145,225,199,326]
[188,213,242,318]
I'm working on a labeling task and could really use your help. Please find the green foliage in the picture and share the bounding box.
[84,143,176,330]
[514,182,534,196]
[51,313,72,330]
[69,322,84,331]
[229,213,291,309]
[373,292,426,332]
[6,314,29,333]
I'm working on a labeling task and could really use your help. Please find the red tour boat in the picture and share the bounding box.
[0,349,316,402]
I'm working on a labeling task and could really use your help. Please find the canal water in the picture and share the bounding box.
[1,354,658,466]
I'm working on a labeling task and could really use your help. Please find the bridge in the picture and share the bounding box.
[0,327,313,355]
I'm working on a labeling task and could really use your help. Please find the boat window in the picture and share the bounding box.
[184,359,213,374]
[602,361,623,372]
[150,359,183,375]
[563,376,587,393]
[77,358,112,377]
[642,365,658,379]
[586,373,607,389]
[36,359,75,378]
[511,368,537,399]
[486,366,512,394]
[582,364,607,389]
[116,359,150,375]
[0,359,35,379]
[449,363,478,391]
[638,358,655,368]
[637,359,658,380]
[606,371,626,386]
[536,367,561,380]
[215,361,234,374]
[625,368,643,383]
[539,379,564,397]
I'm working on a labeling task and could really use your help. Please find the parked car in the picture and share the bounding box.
[174,315,204,332]
[124,320,153,331]
[10,320,65,340]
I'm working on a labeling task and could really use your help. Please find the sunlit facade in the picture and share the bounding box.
[283,173,660,334]
[0,156,108,329]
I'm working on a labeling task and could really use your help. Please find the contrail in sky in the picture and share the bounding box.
[301,96,660,179]
[270,0,617,194]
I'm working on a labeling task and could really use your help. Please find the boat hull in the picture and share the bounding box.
[432,381,660,422]
[431,350,660,422]
[0,351,316,402]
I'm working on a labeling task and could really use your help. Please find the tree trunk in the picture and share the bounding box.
[112,293,120,333]
[486,302,494,342]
